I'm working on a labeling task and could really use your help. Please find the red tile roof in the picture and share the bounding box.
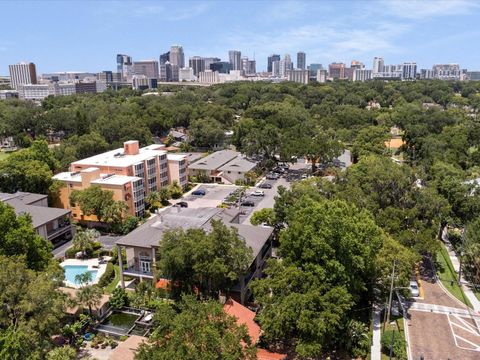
[223,298,286,360]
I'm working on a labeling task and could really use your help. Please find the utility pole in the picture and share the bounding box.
[384,259,396,332]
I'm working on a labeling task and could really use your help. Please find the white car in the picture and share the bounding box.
[251,190,265,197]
[409,281,420,298]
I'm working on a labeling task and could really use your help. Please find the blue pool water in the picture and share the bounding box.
[63,265,98,285]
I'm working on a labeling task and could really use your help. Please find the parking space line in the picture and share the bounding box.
[447,314,480,351]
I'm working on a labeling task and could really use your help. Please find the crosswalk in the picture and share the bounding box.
[407,301,480,330]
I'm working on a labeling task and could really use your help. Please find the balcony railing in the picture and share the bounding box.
[123,265,154,279]
[47,224,73,240]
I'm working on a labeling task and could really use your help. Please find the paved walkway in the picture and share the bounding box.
[370,307,381,360]
[442,232,480,312]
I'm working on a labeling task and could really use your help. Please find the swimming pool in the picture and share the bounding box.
[63,265,98,285]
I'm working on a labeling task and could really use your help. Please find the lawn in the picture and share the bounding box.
[0,152,11,161]
[381,316,405,360]
[105,265,121,294]
[436,243,473,308]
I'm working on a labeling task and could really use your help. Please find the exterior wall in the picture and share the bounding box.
[222,170,247,184]
[57,180,136,220]
[36,224,48,239]
[167,158,188,187]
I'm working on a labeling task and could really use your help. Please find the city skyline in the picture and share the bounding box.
[1,0,480,74]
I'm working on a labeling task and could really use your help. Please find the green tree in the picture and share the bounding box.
[252,198,384,357]
[109,287,130,309]
[351,126,389,162]
[157,220,253,298]
[0,256,65,358]
[0,202,52,271]
[168,181,183,199]
[47,346,77,360]
[250,208,276,226]
[189,118,225,148]
[136,296,257,360]
[70,185,119,222]
[72,228,99,258]
[77,285,103,316]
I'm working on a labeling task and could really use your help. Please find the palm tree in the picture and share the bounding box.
[77,285,103,316]
[72,228,99,258]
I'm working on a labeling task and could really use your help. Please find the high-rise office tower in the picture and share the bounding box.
[116,54,133,81]
[159,51,170,65]
[189,56,206,76]
[203,57,221,71]
[133,60,159,79]
[169,45,185,68]
[272,60,280,76]
[372,57,384,75]
[279,54,293,77]
[210,61,231,74]
[308,63,323,77]
[8,62,37,90]
[267,54,280,73]
[297,51,306,70]
[229,50,242,71]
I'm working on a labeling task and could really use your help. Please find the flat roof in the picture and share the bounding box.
[72,144,167,168]
[188,150,239,171]
[53,172,141,186]
[166,153,187,161]
[175,152,206,164]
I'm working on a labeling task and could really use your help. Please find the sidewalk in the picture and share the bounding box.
[370,307,381,360]
[443,240,480,312]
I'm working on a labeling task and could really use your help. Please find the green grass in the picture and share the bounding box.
[0,152,11,161]
[436,243,473,308]
[104,265,120,294]
[381,316,405,360]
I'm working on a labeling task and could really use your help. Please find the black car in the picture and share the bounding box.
[259,183,272,189]
[176,201,188,208]
[241,200,255,207]
[192,189,206,196]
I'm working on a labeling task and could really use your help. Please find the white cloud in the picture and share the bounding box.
[133,2,209,20]
[380,0,480,19]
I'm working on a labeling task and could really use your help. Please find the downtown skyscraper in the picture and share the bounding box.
[229,50,242,71]
[297,51,306,70]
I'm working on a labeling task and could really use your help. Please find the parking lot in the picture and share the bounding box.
[178,184,240,208]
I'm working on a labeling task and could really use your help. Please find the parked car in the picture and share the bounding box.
[176,201,188,208]
[266,173,280,180]
[259,182,272,189]
[241,200,255,207]
[409,280,420,297]
[251,190,265,197]
[192,189,206,196]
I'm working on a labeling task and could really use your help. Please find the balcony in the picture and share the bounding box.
[47,223,73,241]
[122,259,154,279]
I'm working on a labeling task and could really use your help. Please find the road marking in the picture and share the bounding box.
[447,314,480,351]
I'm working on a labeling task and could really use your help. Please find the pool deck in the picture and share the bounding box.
[61,258,107,288]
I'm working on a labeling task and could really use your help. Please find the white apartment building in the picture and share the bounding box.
[198,70,220,84]
[287,69,309,84]
[9,62,37,90]
[353,69,372,82]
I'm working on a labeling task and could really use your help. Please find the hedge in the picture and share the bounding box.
[98,262,115,288]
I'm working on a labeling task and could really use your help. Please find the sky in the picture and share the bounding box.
[1,0,480,75]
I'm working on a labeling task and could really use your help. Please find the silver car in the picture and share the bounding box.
[409,280,420,298]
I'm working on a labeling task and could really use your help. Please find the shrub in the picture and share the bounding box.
[98,262,115,288]
[381,330,407,360]
[122,216,139,234]
[65,247,79,259]
[109,287,130,308]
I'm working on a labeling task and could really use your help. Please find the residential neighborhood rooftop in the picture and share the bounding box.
[188,149,239,171]
[219,156,256,173]
[116,206,273,258]
[0,192,70,228]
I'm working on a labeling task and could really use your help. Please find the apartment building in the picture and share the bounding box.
[0,192,73,246]
[53,141,188,219]
[116,206,274,304]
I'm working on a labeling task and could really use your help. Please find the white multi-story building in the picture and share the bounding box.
[432,64,461,80]
[353,69,372,82]
[372,57,384,75]
[198,70,220,84]
[402,62,417,80]
[316,69,327,83]
[9,62,37,90]
[179,67,196,82]
[287,69,309,84]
